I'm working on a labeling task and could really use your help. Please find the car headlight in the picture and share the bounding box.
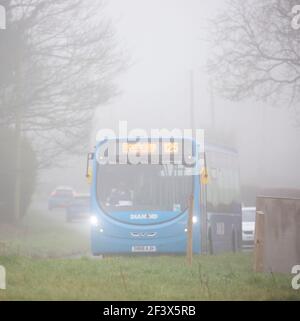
[90,215,99,226]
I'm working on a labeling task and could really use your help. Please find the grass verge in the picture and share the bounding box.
[0,253,298,300]
[0,210,90,258]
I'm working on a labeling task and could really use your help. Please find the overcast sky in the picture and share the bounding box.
[85,1,298,189]
[94,0,217,129]
[40,1,300,193]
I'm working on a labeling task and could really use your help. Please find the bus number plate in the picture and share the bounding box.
[131,245,157,253]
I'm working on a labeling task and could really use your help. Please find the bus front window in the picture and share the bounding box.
[96,164,193,214]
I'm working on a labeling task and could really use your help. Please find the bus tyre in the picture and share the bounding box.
[208,227,213,255]
[232,229,237,253]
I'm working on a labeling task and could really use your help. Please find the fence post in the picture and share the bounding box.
[187,195,194,266]
[253,210,265,272]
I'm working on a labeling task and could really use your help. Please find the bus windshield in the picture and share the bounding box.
[96,164,193,214]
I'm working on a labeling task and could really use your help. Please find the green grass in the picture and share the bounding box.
[0,209,299,300]
[0,253,299,300]
[0,210,90,258]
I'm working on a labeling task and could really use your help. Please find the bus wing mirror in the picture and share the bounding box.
[200,167,209,185]
[86,152,94,184]
[200,152,209,185]
[87,168,93,185]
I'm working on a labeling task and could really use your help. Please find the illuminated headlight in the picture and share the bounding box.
[90,215,99,226]
[192,216,198,224]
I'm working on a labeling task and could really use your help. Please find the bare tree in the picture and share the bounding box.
[0,0,125,221]
[208,0,300,119]
[0,0,125,168]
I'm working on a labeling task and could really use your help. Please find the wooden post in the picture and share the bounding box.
[187,195,194,266]
[253,210,265,272]
[200,186,207,254]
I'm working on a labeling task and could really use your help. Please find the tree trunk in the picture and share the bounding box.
[13,102,22,223]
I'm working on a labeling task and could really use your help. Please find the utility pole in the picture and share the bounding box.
[14,107,22,222]
[189,70,195,135]
[186,195,194,266]
[209,79,215,130]
[2,9,23,223]
[13,63,23,223]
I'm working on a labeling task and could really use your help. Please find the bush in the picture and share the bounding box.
[0,127,37,222]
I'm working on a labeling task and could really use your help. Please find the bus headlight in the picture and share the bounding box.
[192,216,198,224]
[90,215,99,226]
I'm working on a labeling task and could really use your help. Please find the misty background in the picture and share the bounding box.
[39,0,300,204]
[1,0,299,215]
[1,0,300,302]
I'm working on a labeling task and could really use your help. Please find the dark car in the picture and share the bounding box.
[48,186,75,210]
[66,194,91,222]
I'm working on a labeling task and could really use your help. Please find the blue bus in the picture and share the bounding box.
[87,137,242,255]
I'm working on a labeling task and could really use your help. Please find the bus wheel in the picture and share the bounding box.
[208,227,214,255]
[232,229,237,253]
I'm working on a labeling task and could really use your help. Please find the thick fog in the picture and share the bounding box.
[41,0,300,197]
[1,0,300,302]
